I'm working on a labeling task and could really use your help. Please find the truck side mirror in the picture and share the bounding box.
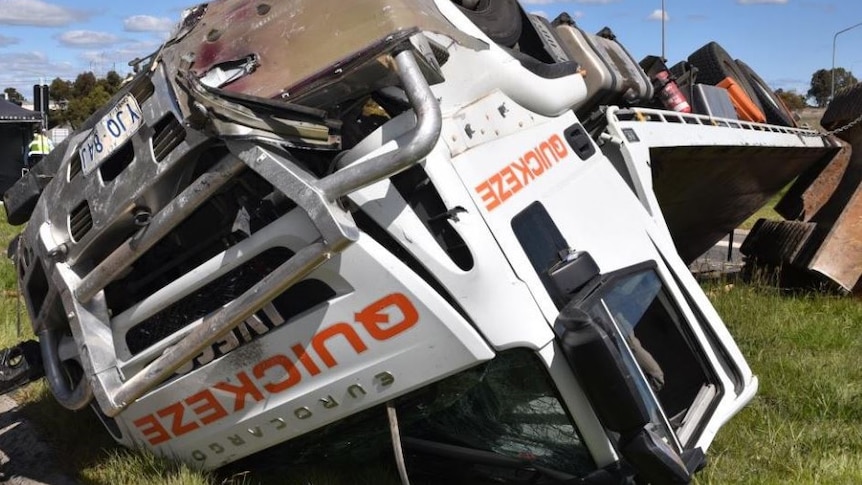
[621,426,691,484]
[556,305,692,484]
[547,250,599,307]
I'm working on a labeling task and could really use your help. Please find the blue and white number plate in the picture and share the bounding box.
[80,94,143,175]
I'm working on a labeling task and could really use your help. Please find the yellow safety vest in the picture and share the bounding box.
[28,134,53,156]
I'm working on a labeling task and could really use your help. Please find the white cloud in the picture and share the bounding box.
[0,34,18,47]
[0,0,90,27]
[117,40,163,60]
[648,9,669,21]
[737,0,788,4]
[57,30,121,48]
[0,42,156,99]
[78,40,162,73]
[123,15,175,33]
[0,51,81,99]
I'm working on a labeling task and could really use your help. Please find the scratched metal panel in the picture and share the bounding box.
[163,0,484,105]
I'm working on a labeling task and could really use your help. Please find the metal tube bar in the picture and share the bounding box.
[75,156,246,303]
[661,0,666,61]
[318,49,442,200]
[727,230,734,263]
[110,209,312,335]
[104,43,440,414]
[40,328,94,410]
[108,241,331,415]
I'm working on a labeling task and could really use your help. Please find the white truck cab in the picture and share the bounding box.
[9,0,837,483]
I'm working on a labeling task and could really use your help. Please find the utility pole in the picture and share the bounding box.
[831,21,862,101]
[660,0,666,61]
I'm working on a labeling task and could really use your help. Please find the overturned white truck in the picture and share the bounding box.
[0,0,839,483]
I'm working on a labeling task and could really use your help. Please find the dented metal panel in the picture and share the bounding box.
[161,0,484,107]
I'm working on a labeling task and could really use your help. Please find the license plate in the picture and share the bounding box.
[80,94,143,176]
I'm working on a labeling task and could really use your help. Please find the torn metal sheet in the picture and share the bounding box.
[160,0,485,108]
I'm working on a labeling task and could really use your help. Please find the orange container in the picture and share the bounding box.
[717,77,766,123]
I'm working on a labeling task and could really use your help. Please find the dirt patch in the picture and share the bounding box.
[796,107,827,131]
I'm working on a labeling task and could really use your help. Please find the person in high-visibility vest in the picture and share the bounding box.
[27,128,54,168]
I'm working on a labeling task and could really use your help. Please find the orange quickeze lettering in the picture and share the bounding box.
[132,293,420,446]
[475,133,571,211]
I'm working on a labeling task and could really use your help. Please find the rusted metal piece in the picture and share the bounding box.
[775,139,854,221]
[743,120,862,294]
[806,179,862,294]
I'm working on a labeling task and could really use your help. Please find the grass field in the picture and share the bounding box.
[696,279,862,484]
[0,209,860,484]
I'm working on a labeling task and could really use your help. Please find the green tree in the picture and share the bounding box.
[49,77,72,103]
[775,89,808,111]
[72,72,98,99]
[64,84,112,129]
[3,87,25,105]
[102,70,123,94]
[47,71,129,128]
[808,68,858,107]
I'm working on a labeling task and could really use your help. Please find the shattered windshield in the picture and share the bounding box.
[235,349,599,482]
[400,349,597,477]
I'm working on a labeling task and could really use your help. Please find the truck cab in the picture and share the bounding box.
[2,0,780,482]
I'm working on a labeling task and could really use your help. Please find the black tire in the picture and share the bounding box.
[687,41,764,114]
[668,60,688,80]
[454,0,523,47]
[736,59,795,127]
[821,82,862,133]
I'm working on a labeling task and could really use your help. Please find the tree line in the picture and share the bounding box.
[774,67,858,110]
[3,70,125,129]
[2,67,859,129]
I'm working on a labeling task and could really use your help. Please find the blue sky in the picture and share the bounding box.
[0,0,860,102]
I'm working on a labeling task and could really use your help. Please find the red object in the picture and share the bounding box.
[655,70,691,113]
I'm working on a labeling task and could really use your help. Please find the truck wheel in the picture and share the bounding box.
[736,59,796,127]
[687,41,764,113]
[453,0,523,47]
[822,82,862,134]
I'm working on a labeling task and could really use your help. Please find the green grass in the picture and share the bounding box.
[697,278,862,484]
[1,211,861,484]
